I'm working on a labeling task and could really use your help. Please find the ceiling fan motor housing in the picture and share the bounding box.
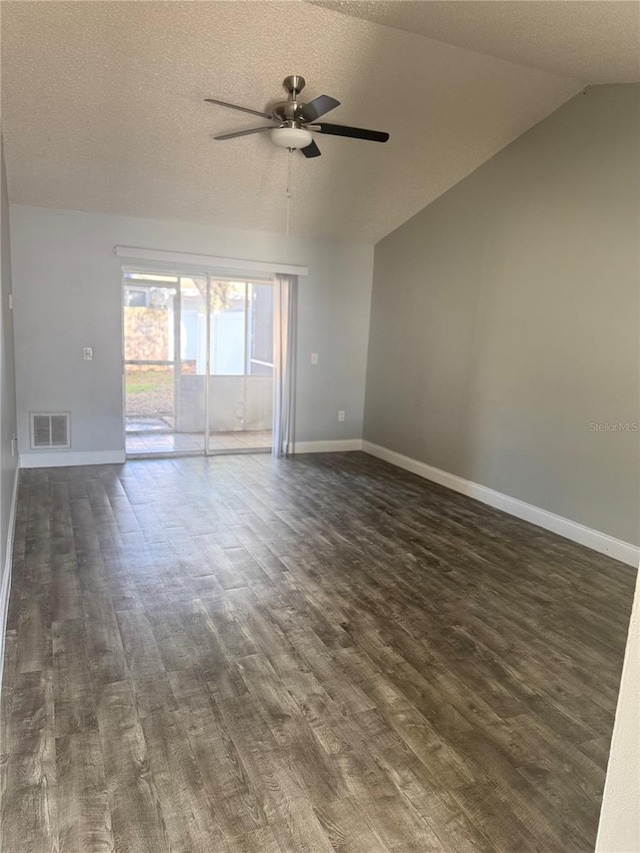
[272,75,306,124]
[272,101,301,123]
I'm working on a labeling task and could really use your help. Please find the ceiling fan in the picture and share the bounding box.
[205,75,390,158]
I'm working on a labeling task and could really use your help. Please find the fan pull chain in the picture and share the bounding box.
[286,148,293,237]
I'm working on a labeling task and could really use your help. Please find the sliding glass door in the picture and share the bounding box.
[207,280,274,453]
[123,270,274,457]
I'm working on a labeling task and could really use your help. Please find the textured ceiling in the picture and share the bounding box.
[312,1,640,83]
[1,1,587,242]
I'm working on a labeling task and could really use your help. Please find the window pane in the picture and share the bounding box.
[210,281,246,376]
[125,288,148,307]
[123,285,175,361]
[248,283,274,376]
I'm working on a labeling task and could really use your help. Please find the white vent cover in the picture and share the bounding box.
[30,413,71,449]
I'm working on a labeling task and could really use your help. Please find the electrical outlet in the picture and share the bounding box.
[83,347,93,361]
[11,435,17,457]
[338,410,346,422]
[311,353,318,365]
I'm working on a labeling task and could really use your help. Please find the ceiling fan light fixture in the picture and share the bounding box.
[271,126,313,150]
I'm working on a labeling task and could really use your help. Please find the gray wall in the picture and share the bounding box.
[1,137,18,584]
[10,206,373,459]
[364,84,640,545]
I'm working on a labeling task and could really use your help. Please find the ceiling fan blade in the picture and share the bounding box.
[214,126,274,141]
[205,98,272,120]
[313,122,389,143]
[296,95,340,123]
[300,139,321,158]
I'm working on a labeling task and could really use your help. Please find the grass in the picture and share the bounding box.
[125,368,173,417]
[126,370,172,395]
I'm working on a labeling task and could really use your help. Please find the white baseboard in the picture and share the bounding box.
[294,439,363,454]
[0,463,20,697]
[19,449,126,469]
[362,441,640,568]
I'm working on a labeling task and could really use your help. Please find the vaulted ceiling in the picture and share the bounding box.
[311,1,640,83]
[1,1,636,242]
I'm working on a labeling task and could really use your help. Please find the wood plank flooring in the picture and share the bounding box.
[0,452,635,852]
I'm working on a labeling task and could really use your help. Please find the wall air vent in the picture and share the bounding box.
[30,413,71,449]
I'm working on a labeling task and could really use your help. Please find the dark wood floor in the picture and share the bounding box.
[0,452,635,853]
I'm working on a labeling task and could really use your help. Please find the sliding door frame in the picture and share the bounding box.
[121,264,275,458]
